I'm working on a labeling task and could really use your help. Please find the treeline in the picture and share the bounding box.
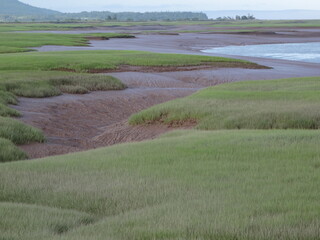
[0,11,208,22]
[215,14,255,21]
[63,11,208,21]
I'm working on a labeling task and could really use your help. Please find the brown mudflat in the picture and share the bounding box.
[16,71,200,159]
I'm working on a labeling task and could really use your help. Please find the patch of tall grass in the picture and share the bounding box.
[0,32,134,53]
[0,90,18,104]
[0,50,263,72]
[1,130,320,239]
[0,117,45,145]
[49,74,126,93]
[130,76,320,130]
[0,72,126,97]
[0,103,20,117]
[0,138,27,162]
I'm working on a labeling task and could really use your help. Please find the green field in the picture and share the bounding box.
[130,77,320,130]
[1,129,320,239]
[0,50,259,71]
[0,32,134,53]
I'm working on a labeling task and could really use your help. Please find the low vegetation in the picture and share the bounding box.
[0,32,134,53]
[0,50,262,71]
[130,76,320,129]
[1,20,320,34]
[0,71,126,97]
[0,21,212,33]
[51,74,126,93]
[0,22,99,32]
[0,103,20,117]
[1,129,320,239]
[0,138,27,162]
[0,202,95,239]
[0,116,45,144]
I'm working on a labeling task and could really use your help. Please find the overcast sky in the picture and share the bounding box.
[20,0,320,13]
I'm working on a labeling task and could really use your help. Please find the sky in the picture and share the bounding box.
[20,0,320,13]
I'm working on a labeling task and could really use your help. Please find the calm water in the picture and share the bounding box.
[202,42,320,63]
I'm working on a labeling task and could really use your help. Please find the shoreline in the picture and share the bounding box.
[13,29,320,159]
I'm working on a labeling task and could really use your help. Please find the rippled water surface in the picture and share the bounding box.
[202,42,320,63]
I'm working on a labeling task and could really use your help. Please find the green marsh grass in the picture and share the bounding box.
[130,76,320,130]
[0,50,260,72]
[0,90,18,104]
[0,32,134,53]
[0,138,27,162]
[1,130,320,239]
[0,202,95,240]
[0,71,126,97]
[50,74,126,93]
[0,71,125,118]
[0,117,45,144]
[0,103,20,117]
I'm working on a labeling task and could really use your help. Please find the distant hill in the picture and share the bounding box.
[0,0,60,15]
[206,10,320,20]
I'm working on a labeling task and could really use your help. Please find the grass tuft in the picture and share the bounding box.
[57,85,89,94]
[0,138,28,162]
[0,103,20,117]
[0,117,45,144]
[49,74,127,93]
[0,90,18,104]
[0,71,126,98]
[3,81,62,98]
